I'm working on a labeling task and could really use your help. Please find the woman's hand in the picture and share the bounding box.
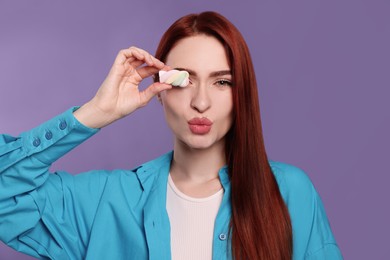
[74,46,171,128]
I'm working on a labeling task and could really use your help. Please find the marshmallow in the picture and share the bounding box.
[159,69,189,87]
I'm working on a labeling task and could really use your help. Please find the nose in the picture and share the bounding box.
[190,83,211,113]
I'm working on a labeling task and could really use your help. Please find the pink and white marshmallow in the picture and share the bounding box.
[159,70,189,87]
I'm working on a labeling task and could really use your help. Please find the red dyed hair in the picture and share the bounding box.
[154,11,292,259]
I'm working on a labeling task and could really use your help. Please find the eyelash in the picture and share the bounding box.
[188,79,233,87]
[215,79,232,87]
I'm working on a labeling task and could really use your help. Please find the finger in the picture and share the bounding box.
[129,54,165,71]
[161,64,173,71]
[128,47,165,68]
[125,51,154,71]
[114,48,147,67]
[131,49,145,60]
[139,82,172,106]
[151,56,165,68]
[119,47,152,67]
[137,65,161,79]
[114,49,137,65]
[129,59,144,69]
[115,46,165,69]
[129,47,153,62]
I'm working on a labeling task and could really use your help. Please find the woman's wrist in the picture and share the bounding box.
[73,101,118,129]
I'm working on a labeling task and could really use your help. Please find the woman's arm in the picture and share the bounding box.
[0,46,171,259]
[0,108,100,259]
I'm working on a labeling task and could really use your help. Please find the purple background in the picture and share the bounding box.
[0,0,388,259]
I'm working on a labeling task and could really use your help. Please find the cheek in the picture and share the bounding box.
[161,89,190,119]
[223,105,234,129]
[213,91,233,117]
[218,94,234,132]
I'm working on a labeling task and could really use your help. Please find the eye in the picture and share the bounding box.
[215,79,232,87]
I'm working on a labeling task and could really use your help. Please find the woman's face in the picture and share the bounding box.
[160,34,233,150]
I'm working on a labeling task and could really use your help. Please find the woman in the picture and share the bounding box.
[0,11,342,259]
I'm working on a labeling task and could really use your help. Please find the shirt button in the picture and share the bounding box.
[32,138,41,147]
[59,121,67,130]
[219,233,227,241]
[45,131,53,140]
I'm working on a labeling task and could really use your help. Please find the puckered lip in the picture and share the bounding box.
[188,117,213,126]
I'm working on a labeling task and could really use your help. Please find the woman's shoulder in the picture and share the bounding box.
[268,160,322,218]
[268,160,315,200]
[269,160,342,258]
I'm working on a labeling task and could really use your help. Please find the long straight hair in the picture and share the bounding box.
[154,11,292,259]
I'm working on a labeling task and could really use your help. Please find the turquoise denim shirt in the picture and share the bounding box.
[0,107,342,259]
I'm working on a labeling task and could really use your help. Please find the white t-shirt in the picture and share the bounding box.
[166,173,224,260]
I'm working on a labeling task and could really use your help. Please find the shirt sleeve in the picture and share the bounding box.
[302,186,343,260]
[305,243,343,260]
[270,162,343,260]
[0,107,107,259]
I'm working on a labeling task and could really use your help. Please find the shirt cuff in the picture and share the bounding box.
[20,107,99,164]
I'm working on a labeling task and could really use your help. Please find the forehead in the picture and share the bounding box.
[165,35,230,74]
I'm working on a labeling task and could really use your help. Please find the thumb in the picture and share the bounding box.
[139,82,172,107]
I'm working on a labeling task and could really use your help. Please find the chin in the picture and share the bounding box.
[186,143,214,150]
[178,135,222,150]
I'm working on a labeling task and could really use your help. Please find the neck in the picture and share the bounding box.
[170,139,226,184]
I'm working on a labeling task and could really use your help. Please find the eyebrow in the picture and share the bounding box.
[174,67,232,77]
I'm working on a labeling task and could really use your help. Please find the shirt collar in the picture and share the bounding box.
[135,150,231,192]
